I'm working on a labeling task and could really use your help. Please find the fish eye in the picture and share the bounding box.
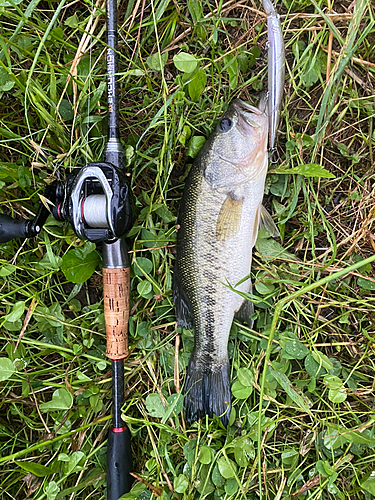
[219,118,233,132]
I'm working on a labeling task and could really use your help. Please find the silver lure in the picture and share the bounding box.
[263,0,285,151]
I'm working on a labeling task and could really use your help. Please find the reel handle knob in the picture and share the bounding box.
[0,214,38,243]
[0,182,62,244]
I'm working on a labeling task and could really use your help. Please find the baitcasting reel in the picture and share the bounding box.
[0,162,133,244]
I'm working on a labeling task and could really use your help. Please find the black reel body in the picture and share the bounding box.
[0,162,132,244]
[55,162,132,243]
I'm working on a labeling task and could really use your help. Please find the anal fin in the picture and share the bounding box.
[234,281,255,328]
[235,299,255,328]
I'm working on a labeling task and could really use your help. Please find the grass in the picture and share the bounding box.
[1,0,375,498]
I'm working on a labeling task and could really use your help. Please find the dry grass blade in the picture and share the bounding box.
[312,0,373,156]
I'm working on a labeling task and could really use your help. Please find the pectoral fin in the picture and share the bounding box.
[252,204,279,245]
[216,194,244,241]
[259,205,279,237]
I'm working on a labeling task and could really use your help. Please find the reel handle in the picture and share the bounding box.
[0,214,39,243]
[0,182,62,244]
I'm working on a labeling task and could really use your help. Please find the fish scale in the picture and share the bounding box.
[174,100,271,425]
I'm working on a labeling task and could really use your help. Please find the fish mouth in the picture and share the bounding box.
[232,99,262,116]
[231,99,264,137]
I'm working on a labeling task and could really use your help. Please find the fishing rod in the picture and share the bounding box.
[0,0,133,497]
[102,0,133,496]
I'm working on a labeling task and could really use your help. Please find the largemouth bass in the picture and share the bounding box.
[174,99,276,425]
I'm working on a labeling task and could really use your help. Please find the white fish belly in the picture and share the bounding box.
[192,175,266,364]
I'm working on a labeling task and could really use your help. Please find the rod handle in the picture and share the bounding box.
[106,426,133,499]
[103,267,130,360]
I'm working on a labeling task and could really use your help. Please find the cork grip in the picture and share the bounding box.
[103,267,130,360]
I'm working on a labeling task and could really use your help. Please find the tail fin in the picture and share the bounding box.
[183,353,231,426]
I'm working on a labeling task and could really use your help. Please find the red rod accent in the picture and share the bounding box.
[57,203,62,220]
[111,426,127,433]
[81,198,86,222]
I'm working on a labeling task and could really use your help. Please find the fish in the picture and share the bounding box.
[173,99,277,425]
[263,0,285,151]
